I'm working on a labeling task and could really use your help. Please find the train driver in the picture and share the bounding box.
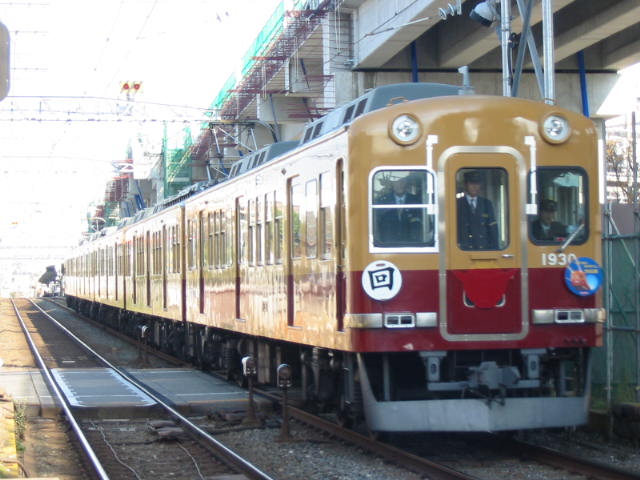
[457,170,499,250]
[375,175,424,245]
[531,199,567,241]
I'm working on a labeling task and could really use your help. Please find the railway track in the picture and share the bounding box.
[10,297,274,480]
[35,297,640,480]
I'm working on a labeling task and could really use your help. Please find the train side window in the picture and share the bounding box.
[320,171,334,259]
[166,228,173,273]
[155,232,161,274]
[187,219,196,270]
[248,199,256,266]
[221,209,229,267]
[136,236,145,276]
[171,225,181,273]
[237,197,247,266]
[290,180,303,259]
[529,167,588,245]
[150,234,156,275]
[207,213,214,268]
[275,191,284,264]
[265,192,274,265]
[306,179,318,258]
[371,169,436,249]
[199,211,206,270]
[256,196,264,265]
[456,168,508,251]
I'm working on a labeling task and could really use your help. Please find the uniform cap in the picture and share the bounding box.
[540,199,558,212]
[463,171,481,183]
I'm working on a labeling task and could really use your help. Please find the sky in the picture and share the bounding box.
[0,0,281,290]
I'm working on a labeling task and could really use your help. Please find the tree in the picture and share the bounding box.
[606,122,639,204]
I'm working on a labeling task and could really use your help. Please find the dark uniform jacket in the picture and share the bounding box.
[457,195,499,250]
[531,219,567,241]
[375,192,422,245]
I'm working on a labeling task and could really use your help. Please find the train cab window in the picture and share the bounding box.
[371,169,436,249]
[529,168,588,245]
[456,168,508,251]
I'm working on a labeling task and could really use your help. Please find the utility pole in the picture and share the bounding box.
[0,21,9,101]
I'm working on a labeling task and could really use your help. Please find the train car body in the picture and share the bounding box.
[65,82,604,433]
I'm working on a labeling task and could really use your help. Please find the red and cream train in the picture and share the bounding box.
[64,82,605,432]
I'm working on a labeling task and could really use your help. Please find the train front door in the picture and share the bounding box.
[439,147,528,341]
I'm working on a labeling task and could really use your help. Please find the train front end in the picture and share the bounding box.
[344,93,604,432]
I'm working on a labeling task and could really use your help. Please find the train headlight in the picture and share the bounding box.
[540,113,571,144]
[390,114,421,145]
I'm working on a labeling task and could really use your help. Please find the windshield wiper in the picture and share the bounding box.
[556,223,585,253]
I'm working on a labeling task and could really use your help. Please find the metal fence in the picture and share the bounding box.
[592,204,640,409]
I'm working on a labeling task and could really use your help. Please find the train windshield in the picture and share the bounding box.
[529,167,588,245]
[371,169,436,249]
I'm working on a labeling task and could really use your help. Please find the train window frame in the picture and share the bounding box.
[369,166,438,253]
[528,166,589,246]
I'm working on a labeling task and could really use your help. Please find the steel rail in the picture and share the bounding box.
[42,298,190,368]
[505,438,640,480]
[45,298,639,479]
[253,387,479,480]
[28,298,275,480]
[10,298,110,480]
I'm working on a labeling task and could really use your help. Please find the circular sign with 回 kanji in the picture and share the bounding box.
[361,260,403,301]
[564,256,604,297]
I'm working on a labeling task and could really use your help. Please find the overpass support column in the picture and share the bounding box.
[577,51,590,117]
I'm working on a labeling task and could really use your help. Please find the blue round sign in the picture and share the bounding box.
[564,257,603,297]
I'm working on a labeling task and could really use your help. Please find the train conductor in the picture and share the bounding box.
[457,170,499,250]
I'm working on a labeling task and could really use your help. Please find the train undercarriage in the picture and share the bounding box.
[67,295,592,432]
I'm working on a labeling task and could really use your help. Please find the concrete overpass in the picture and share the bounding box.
[228,0,640,139]
[174,0,640,187]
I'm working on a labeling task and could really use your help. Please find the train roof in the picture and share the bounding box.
[299,82,461,146]
[97,82,463,239]
[228,141,299,178]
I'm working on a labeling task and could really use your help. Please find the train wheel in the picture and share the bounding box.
[336,393,354,428]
